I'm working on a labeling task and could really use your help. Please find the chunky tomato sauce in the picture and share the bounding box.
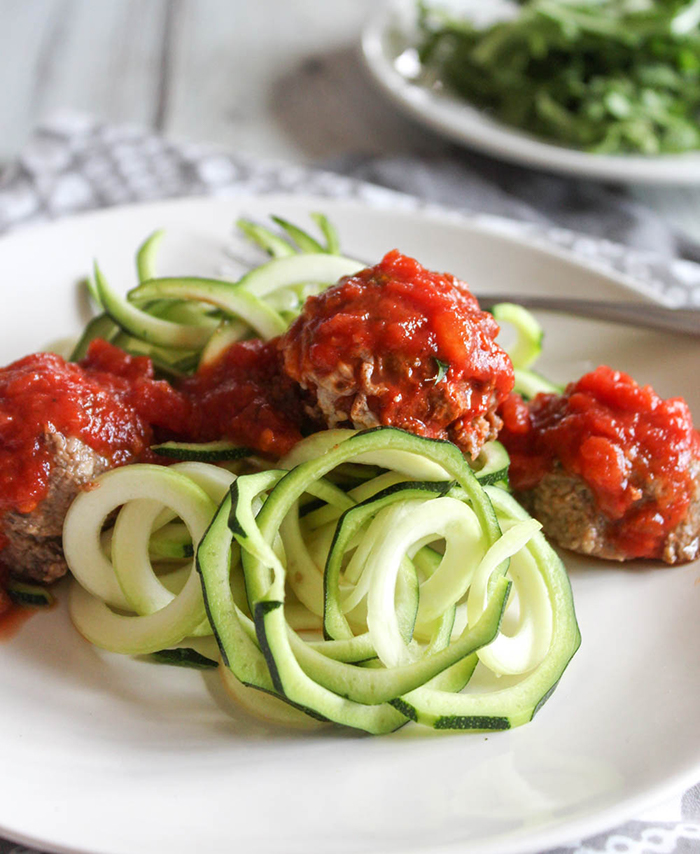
[0,339,192,521]
[180,338,306,457]
[500,366,700,560]
[0,334,305,550]
[281,250,514,456]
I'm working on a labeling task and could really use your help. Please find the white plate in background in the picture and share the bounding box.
[362,0,700,185]
[0,195,699,854]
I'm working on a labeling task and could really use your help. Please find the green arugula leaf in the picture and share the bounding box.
[417,0,700,155]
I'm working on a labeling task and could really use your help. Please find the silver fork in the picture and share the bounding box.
[477,295,700,338]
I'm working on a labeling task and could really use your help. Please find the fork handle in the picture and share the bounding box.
[480,295,700,338]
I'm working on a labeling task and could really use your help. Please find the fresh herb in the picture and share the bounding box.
[417,0,700,154]
[150,648,219,669]
[433,358,450,382]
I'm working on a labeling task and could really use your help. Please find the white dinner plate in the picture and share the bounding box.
[1,195,699,854]
[362,0,700,185]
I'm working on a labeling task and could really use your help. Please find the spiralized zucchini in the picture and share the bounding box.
[72,213,555,401]
[65,462,232,653]
[65,428,580,734]
[63,213,576,731]
[72,214,365,370]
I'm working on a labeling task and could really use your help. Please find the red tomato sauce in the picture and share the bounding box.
[281,250,514,455]
[0,339,192,520]
[500,366,700,560]
[180,339,306,458]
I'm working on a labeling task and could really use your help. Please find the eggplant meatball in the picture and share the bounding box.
[279,250,514,459]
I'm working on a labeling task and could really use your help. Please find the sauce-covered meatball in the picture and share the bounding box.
[499,366,700,563]
[279,250,514,459]
[0,340,192,584]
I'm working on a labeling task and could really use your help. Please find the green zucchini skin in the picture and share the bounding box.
[197,490,407,733]
[6,581,55,608]
[433,715,511,731]
[150,648,219,669]
[471,441,510,486]
[152,441,254,462]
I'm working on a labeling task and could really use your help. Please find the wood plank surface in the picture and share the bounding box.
[0,0,170,159]
[163,0,444,159]
[2,0,700,243]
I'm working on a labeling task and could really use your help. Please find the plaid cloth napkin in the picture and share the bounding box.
[0,113,699,854]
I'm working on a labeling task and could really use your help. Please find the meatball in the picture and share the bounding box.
[499,366,700,564]
[2,431,111,583]
[279,250,514,459]
[0,341,192,583]
[518,460,700,564]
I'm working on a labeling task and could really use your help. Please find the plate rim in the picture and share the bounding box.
[361,0,700,186]
[0,191,669,310]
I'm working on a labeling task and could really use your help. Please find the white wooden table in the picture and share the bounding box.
[2,0,700,241]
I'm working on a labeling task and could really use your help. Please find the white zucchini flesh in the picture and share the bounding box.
[394,488,580,730]
[63,465,210,608]
[281,428,450,481]
[64,464,229,654]
[235,253,364,297]
[281,428,508,486]
[467,517,553,676]
[107,465,232,616]
[69,570,208,656]
[219,662,327,730]
[365,498,486,666]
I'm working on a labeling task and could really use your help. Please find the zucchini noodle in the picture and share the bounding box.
[76,213,554,401]
[64,428,580,733]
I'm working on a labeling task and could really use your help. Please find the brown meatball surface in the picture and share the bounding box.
[2,431,111,583]
[518,460,700,564]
